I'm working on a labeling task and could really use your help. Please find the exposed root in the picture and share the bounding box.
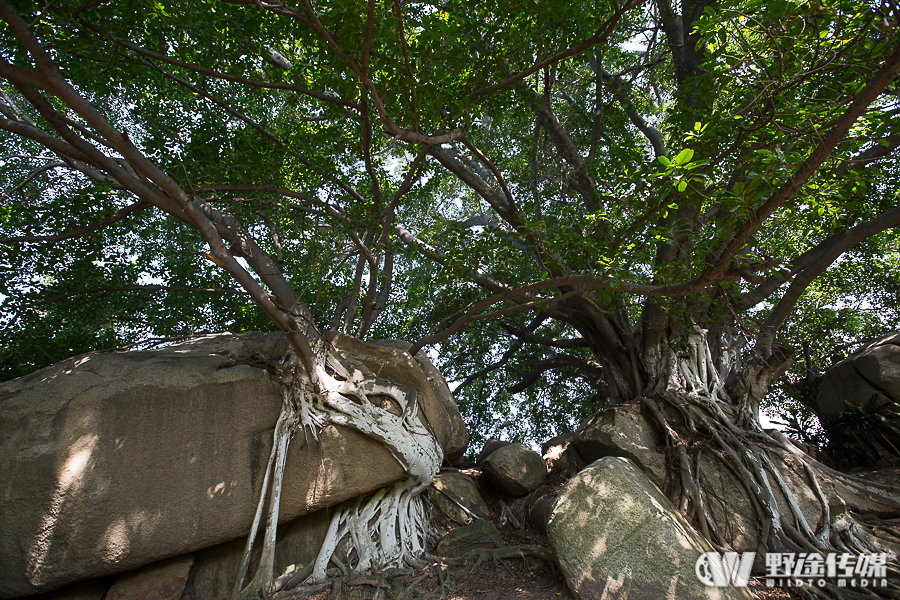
[424,543,556,567]
[640,330,900,598]
[233,344,443,599]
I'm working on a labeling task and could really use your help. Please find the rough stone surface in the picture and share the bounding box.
[105,555,194,600]
[544,436,585,480]
[817,332,900,421]
[482,443,547,497]
[428,472,490,525]
[0,332,467,598]
[180,507,331,600]
[547,457,753,600]
[25,578,114,600]
[476,439,512,465]
[573,403,667,489]
[434,521,504,559]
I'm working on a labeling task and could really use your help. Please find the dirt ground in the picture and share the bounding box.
[276,467,802,600]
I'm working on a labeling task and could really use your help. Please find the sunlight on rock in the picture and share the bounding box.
[601,569,628,598]
[128,509,162,539]
[101,517,132,564]
[206,481,226,499]
[26,434,97,586]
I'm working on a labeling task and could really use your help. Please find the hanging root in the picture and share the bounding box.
[640,331,900,598]
[645,389,900,597]
[232,345,443,599]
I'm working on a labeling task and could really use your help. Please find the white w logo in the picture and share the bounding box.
[695,552,755,587]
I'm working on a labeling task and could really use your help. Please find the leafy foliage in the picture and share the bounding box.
[1,0,899,448]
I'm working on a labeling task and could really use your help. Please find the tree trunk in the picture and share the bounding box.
[616,327,900,596]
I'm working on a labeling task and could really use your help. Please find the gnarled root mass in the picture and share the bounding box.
[232,344,443,600]
[641,332,900,599]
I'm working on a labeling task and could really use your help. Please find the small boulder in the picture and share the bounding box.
[547,457,752,600]
[573,403,666,488]
[434,521,504,559]
[544,436,586,480]
[482,443,547,497]
[526,493,557,537]
[476,439,512,465]
[106,555,194,600]
[541,432,576,456]
[428,472,490,524]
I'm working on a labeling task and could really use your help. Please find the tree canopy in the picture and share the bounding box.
[2,0,899,449]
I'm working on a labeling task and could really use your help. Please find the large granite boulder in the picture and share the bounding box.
[541,432,576,456]
[694,447,827,553]
[573,403,667,489]
[481,443,547,497]
[0,332,467,598]
[547,457,753,600]
[817,332,900,421]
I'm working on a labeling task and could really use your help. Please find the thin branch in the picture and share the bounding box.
[19,285,249,308]
[291,0,465,146]
[0,200,148,244]
[534,103,600,211]
[0,159,66,200]
[408,283,588,355]
[466,0,641,99]
[596,63,666,157]
[80,21,360,109]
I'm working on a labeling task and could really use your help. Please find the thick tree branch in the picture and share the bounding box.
[696,48,900,290]
[507,354,604,394]
[0,4,323,374]
[756,204,900,353]
[429,146,512,216]
[502,322,592,349]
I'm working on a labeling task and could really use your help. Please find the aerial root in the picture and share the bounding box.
[232,346,443,599]
[645,389,900,589]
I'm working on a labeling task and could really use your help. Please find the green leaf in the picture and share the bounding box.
[673,149,694,165]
